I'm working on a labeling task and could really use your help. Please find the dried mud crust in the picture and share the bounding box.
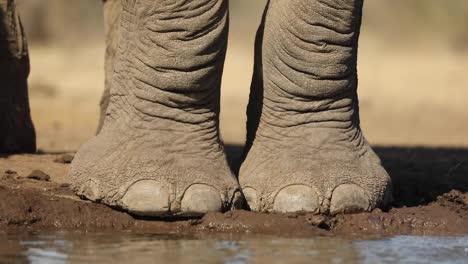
[0,148,467,236]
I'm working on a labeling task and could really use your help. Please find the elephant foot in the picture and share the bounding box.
[69,127,242,217]
[240,127,392,215]
[69,0,243,217]
[240,0,392,214]
[0,104,36,154]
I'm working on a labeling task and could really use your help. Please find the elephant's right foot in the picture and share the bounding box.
[70,127,242,217]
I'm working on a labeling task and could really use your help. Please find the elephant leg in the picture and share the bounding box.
[240,0,392,214]
[70,0,242,216]
[97,0,121,133]
[0,0,36,153]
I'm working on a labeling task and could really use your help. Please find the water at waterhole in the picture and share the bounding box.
[0,232,467,263]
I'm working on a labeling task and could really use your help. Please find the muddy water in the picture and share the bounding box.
[0,233,467,264]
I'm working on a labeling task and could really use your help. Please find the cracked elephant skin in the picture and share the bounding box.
[1,0,392,216]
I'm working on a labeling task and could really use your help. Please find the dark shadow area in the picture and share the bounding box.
[225,144,468,208]
[374,146,468,207]
[118,209,204,222]
[0,6,36,154]
[225,144,245,175]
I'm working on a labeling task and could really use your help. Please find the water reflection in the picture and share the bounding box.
[0,232,467,264]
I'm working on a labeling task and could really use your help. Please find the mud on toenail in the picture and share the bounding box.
[121,180,170,216]
[273,185,319,213]
[330,184,370,215]
[181,184,222,213]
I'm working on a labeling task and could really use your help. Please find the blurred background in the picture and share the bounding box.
[16,0,468,152]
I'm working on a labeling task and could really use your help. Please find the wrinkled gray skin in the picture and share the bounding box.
[1,0,392,216]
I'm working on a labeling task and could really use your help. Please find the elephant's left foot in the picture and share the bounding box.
[240,131,392,215]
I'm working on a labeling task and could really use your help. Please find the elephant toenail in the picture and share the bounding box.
[181,184,222,213]
[330,184,370,215]
[273,185,319,213]
[243,187,258,211]
[80,181,101,202]
[122,180,170,216]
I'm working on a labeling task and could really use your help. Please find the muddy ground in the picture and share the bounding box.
[2,1,467,238]
[1,147,467,237]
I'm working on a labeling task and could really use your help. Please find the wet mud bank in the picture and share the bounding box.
[1,149,467,237]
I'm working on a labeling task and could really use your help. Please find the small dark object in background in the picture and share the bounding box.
[27,170,50,181]
[3,170,18,179]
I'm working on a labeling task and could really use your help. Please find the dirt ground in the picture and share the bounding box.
[1,147,467,236]
[2,1,467,237]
